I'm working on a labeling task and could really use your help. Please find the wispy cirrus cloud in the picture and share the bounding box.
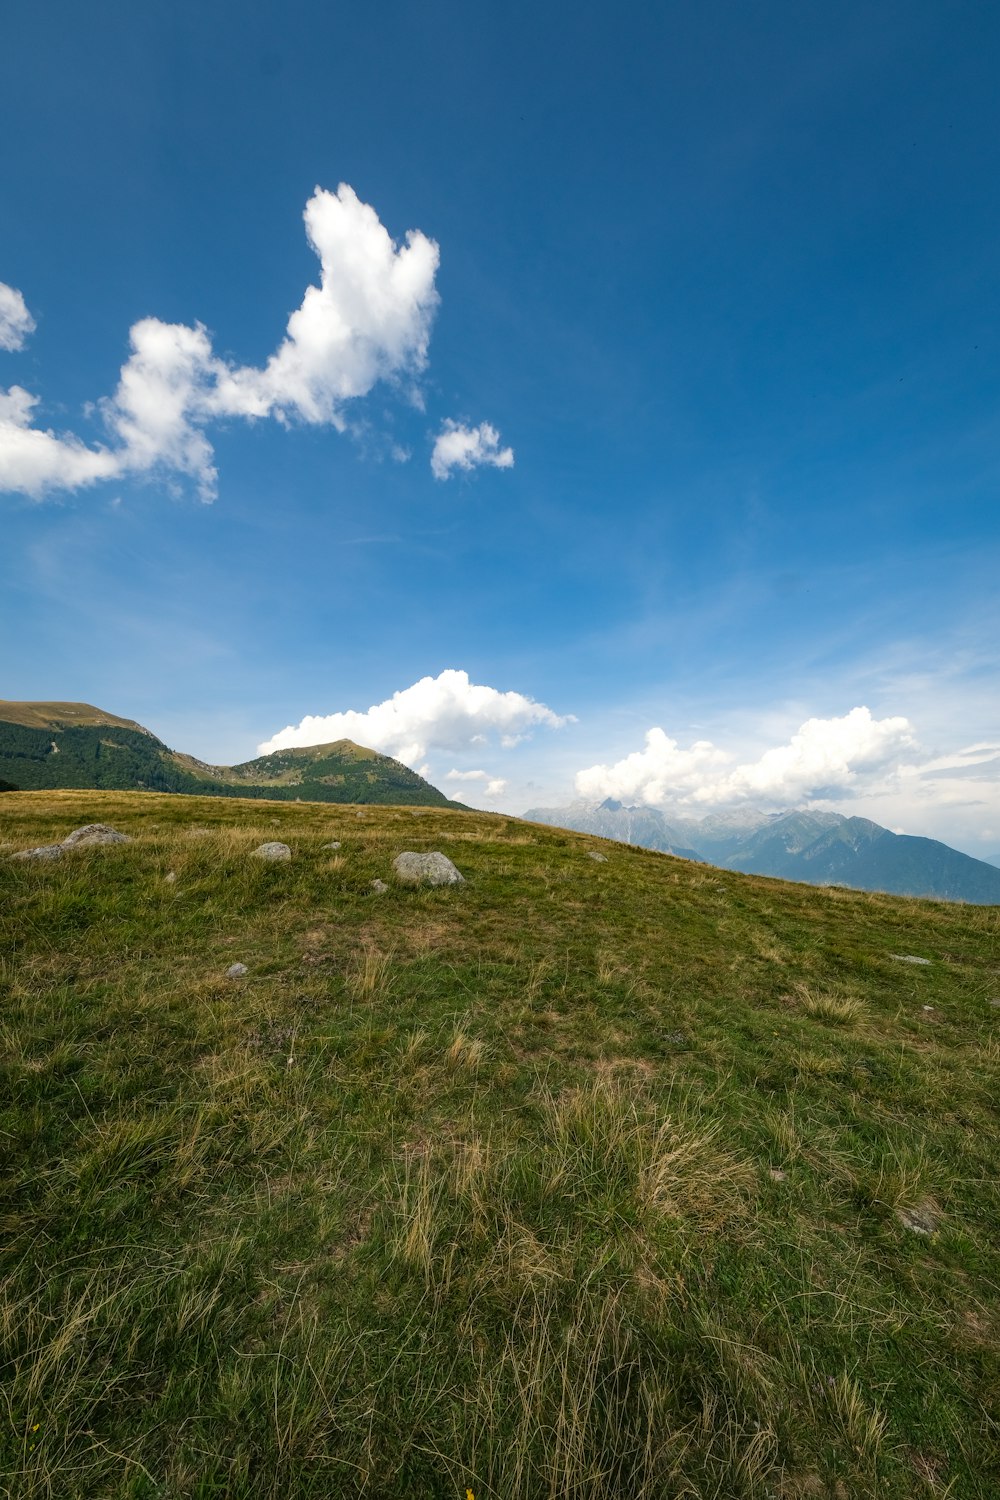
[1,187,512,501]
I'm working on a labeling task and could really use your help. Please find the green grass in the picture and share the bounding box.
[1,790,998,1499]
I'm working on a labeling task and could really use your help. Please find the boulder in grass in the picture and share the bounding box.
[588,851,608,863]
[392,851,465,887]
[370,878,389,894]
[11,821,131,862]
[252,842,292,862]
[226,962,249,979]
[897,1200,939,1236]
[62,823,131,848]
[11,843,64,862]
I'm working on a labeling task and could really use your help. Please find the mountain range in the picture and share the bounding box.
[0,701,464,809]
[524,798,1000,904]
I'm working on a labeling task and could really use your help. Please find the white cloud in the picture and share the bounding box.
[431,420,514,480]
[444,768,508,800]
[0,385,120,494]
[260,668,572,767]
[0,283,35,351]
[0,185,441,501]
[208,184,439,426]
[576,707,917,809]
[444,768,508,796]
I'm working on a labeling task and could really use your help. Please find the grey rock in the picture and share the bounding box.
[62,823,130,848]
[990,999,1000,1009]
[11,843,64,861]
[588,851,608,862]
[890,954,931,965]
[768,1168,788,1182]
[322,841,342,850]
[897,1201,938,1235]
[370,878,389,894]
[164,870,177,884]
[252,842,292,862]
[226,962,249,979]
[392,851,465,887]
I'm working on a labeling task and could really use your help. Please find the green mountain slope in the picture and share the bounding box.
[0,701,462,807]
[1,789,998,1498]
[784,816,1000,903]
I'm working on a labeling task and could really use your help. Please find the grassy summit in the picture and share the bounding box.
[1,791,998,1498]
[0,701,155,733]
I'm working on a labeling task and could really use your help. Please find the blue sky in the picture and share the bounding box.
[2,1,998,854]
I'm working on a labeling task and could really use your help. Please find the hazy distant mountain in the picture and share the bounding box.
[0,701,463,808]
[523,799,703,860]
[524,799,1000,904]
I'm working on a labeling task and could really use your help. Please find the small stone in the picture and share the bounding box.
[62,823,130,848]
[768,1168,788,1182]
[588,851,608,862]
[164,870,177,883]
[370,878,389,894]
[322,841,342,850]
[11,843,64,861]
[890,954,931,965]
[392,851,465,886]
[897,1201,939,1236]
[226,962,249,978]
[355,809,367,819]
[922,1005,934,1012]
[989,1000,1000,1008]
[252,842,292,862]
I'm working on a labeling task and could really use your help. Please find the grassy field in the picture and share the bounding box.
[0,790,997,1499]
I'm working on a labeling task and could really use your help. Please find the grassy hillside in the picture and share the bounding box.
[1,791,998,1498]
[0,700,154,733]
[0,705,461,807]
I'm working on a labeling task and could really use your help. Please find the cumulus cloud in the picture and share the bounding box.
[0,386,121,493]
[576,707,917,809]
[0,283,35,351]
[444,768,508,797]
[431,420,514,480]
[260,668,572,767]
[576,728,731,805]
[1,185,441,501]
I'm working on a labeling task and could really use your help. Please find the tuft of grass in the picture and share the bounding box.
[798,985,866,1025]
[345,941,395,1004]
